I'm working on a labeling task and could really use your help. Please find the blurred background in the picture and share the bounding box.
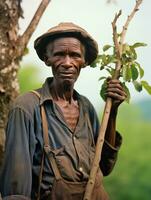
[19,0,151,199]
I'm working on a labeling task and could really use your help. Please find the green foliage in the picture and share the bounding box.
[103,44,112,51]
[133,80,142,92]
[90,42,151,102]
[102,102,151,200]
[100,80,107,101]
[121,83,131,103]
[141,81,151,94]
[18,64,42,93]
[132,42,147,48]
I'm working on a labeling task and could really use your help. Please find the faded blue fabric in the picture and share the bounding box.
[0,77,122,200]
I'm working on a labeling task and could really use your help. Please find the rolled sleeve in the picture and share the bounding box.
[100,132,122,176]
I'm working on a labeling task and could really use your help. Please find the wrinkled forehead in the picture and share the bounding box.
[46,36,85,54]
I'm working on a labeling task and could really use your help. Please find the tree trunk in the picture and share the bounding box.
[0,0,50,171]
[0,0,22,168]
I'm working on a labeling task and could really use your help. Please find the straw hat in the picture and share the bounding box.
[34,22,98,65]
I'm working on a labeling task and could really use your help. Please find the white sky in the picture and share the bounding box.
[20,0,151,109]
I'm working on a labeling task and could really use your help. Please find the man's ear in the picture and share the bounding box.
[44,55,51,66]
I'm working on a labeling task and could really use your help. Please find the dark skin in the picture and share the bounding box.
[44,37,127,147]
[105,78,126,145]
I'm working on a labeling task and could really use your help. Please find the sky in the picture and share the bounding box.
[19,0,151,109]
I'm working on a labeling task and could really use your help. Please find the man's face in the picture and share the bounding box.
[45,37,86,86]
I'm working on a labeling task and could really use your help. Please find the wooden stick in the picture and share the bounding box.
[83,1,143,199]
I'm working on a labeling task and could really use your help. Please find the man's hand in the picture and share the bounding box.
[106,78,127,110]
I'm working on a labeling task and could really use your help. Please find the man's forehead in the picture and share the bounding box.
[47,37,85,51]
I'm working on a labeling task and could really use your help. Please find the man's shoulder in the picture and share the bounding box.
[11,91,40,116]
[77,92,96,112]
[79,94,91,104]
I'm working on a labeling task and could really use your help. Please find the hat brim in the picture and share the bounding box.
[34,25,98,66]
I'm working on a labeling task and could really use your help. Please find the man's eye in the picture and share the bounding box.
[53,52,64,56]
[71,53,81,58]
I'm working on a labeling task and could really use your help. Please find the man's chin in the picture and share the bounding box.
[63,79,74,85]
[61,78,76,88]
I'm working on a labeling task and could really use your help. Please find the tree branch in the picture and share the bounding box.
[112,10,122,61]
[17,0,51,58]
[120,0,143,50]
[112,10,122,78]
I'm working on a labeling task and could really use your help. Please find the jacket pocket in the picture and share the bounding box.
[52,146,78,181]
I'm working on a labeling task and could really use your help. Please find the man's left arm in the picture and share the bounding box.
[100,78,126,176]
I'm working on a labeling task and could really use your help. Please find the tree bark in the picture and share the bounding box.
[0,0,21,168]
[0,0,50,170]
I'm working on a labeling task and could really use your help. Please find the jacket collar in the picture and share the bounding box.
[38,77,81,105]
[38,77,53,105]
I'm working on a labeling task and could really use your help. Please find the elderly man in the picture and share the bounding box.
[0,22,126,200]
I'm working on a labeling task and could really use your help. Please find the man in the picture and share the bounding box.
[0,22,126,200]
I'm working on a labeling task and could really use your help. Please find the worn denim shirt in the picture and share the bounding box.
[0,77,122,200]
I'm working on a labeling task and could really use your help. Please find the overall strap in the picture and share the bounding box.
[31,90,41,99]
[41,105,62,181]
[31,90,62,200]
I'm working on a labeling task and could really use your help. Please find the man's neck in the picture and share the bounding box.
[51,79,74,104]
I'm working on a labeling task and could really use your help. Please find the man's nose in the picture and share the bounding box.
[62,55,72,68]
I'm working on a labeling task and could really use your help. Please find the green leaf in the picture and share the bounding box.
[122,65,131,82]
[103,45,112,52]
[100,81,107,101]
[90,61,97,68]
[100,65,105,70]
[106,55,116,64]
[101,54,108,65]
[129,46,137,60]
[121,50,137,64]
[106,67,115,76]
[133,81,142,92]
[132,42,147,48]
[121,82,131,103]
[121,53,129,64]
[100,55,116,69]
[131,64,139,81]
[98,76,106,81]
[135,62,144,78]
[123,43,130,52]
[141,81,151,95]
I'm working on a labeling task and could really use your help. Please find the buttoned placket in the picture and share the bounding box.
[51,99,87,176]
[72,101,88,176]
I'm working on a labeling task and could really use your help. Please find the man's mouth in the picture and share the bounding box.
[59,71,75,77]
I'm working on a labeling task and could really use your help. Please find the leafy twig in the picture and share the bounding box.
[83,1,144,200]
